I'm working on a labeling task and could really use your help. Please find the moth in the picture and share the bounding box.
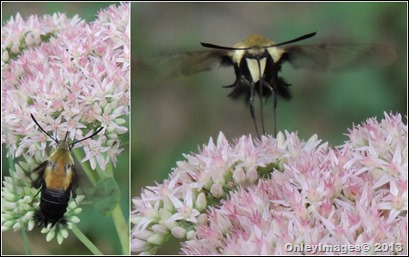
[31,114,103,227]
[158,32,396,137]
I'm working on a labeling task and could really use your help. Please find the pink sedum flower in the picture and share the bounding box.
[2,3,129,244]
[2,12,84,66]
[132,113,407,255]
[2,3,129,170]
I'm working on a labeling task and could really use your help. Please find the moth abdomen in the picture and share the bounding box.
[34,187,71,227]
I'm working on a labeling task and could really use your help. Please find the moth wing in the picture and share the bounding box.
[70,164,79,199]
[32,161,49,189]
[140,49,230,81]
[282,43,396,71]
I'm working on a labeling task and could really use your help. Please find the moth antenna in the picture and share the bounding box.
[70,127,104,148]
[64,131,69,141]
[201,32,317,50]
[200,42,239,51]
[271,32,317,47]
[30,114,59,144]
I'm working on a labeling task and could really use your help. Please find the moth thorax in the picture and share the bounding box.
[57,141,70,151]
[247,47,268,56]
[233,34,274,48]
[231,48,269,65]
[48,141,73,163]
[266,47,285,63]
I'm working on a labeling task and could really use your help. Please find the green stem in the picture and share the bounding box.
[111,203,130,254]
[71,224,103,255]
[103,161,129,254]
[72,148,98,186]
[72,148,129,254]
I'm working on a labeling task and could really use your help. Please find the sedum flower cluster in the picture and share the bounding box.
[2,3,129,244]
[132,113,407,255]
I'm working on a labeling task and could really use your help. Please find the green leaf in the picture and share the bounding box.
[91,177,121,216]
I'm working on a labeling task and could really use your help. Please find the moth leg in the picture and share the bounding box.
[272,89,277,137]
[260,79,275,137]
[249,82,261,138]
[256,58,266,137]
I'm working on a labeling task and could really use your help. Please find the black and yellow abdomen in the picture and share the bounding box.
[35,187,71,226]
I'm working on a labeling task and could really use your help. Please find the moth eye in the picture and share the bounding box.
[65,164,71,172]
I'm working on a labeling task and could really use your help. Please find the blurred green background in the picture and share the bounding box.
[2,2,129,255]
[132,2,406,254]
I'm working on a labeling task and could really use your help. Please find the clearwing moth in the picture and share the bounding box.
[157,32,396,137]
[30,114,103,227]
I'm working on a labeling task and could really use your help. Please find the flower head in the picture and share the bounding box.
[132,113,407,254]
[2,3,129,244]
[2,3,129,170]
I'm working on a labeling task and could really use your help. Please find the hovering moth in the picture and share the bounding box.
[31,114,103,227]
[158,32,396,137]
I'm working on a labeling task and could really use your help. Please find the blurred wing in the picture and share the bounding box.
[162,49,232,78]
[32,161,48,188]
[70,165,79,199]
[282,43,396,71]
[141,50,230,80]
